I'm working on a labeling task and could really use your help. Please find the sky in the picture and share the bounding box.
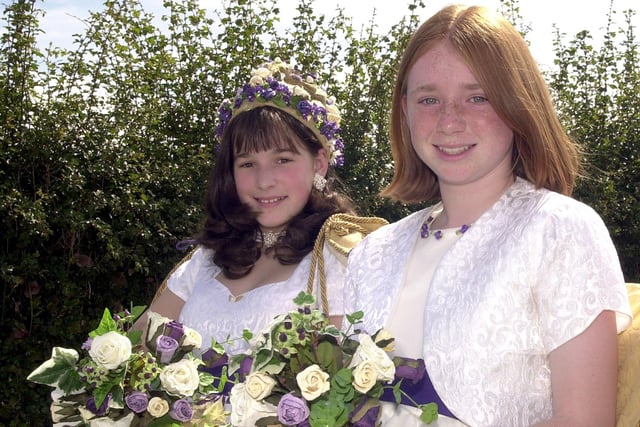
[27,0,640,72]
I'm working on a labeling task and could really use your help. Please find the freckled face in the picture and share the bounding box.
[403,42,514,193]
[233,143,328,232]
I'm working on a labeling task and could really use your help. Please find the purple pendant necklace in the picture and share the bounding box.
[420,211,471,240]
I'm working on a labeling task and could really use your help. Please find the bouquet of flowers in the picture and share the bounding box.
[226,292,438,427]
[27,306,231,426]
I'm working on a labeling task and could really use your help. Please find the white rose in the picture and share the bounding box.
[245,371,277,400]
[351,360,377,394]
[182,327,202,348]
[159,358,200,397]
[88,331,132,370]
[229,383,278,427]
[147,396,170,417]
[349,334,395,382]
[295,364,330,401]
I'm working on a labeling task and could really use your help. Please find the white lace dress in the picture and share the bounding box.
[167,243,345,354]
[345,178,632,426]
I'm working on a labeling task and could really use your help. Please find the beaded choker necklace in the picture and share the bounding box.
[257,230,286,248]
[420,211,470,240]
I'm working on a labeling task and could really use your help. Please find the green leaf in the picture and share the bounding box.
[293,291,315,306]
[90,308,118,337]
[419,402,439,424]
[129,305,147,321]
[57,368,84,396]
[93,381,115,408]
[241,328,254,342]
[345,310,364,325]
[127,329,143,346]
[110,385,125,408]
[316,341,339,374]
[27,347,79,387]
[392,380,403,403]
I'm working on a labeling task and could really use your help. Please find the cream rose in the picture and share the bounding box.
[295,364,330,401]
[159,358,200,397]
[349,334,395,382]
[249,74,266,86]
[88,331,132,370]
[325,102,341,124]
[351,360,377,394]
[291,85,310,98]
[373,328,395,352]
[245,371,277,401]
[229,383,278,427]
[147,396,170,417]
[182,327,202,348]
[253,67,271,79]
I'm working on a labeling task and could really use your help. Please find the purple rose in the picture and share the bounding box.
[394,357,426,385]
[165,320,184,341]
[169,398,193,422]
[277,393,310,426]
[86,394,110,416]
[125,391,149,414]
[156,335,179,363]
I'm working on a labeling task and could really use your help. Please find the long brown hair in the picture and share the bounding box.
[383,5,580,203]
[198,107,354,278]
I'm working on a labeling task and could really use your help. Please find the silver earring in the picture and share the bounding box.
[313,173,327,191]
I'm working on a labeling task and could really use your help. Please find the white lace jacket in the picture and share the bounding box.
[345,178,632,426]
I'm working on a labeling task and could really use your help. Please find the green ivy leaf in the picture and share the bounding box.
[90,308,118,337]
[27,347,79,387]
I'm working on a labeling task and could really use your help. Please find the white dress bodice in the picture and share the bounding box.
[168,244,345,354]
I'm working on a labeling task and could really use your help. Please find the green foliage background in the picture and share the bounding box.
[0,0,637,424]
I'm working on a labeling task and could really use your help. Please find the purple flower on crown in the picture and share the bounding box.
[297,100,314,119]
[321,122,339,140]
[262,87,276,99]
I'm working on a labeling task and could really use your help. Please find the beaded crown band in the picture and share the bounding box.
[215,58,345,167]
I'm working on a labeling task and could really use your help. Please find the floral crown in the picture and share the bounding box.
[215,58,345,167]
